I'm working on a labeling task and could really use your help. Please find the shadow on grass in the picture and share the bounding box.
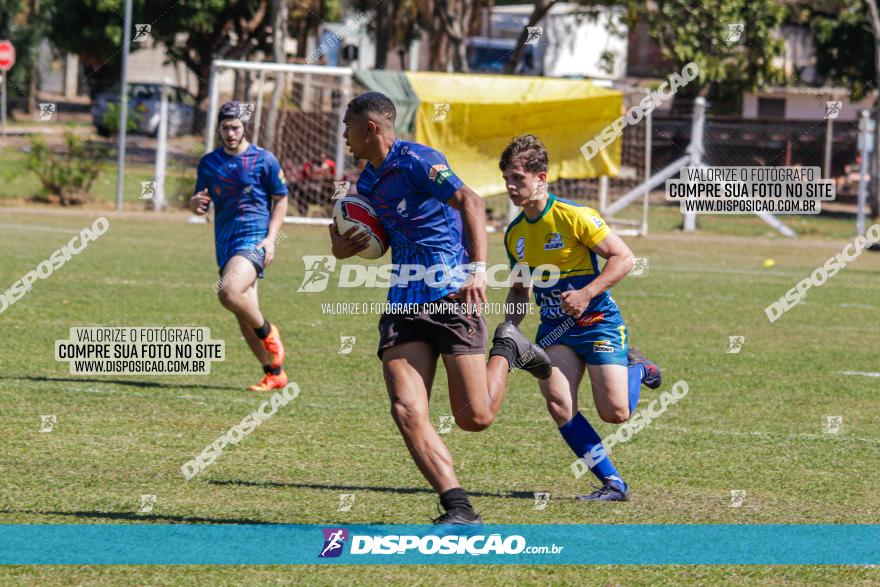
[8,375,242,392]
[0,508,279,525]
[208,479,535,500]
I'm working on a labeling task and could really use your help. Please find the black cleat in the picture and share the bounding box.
[628,347,662,389]
[490,322,553,380]
[432,508,483,526]
[576,480,630,502]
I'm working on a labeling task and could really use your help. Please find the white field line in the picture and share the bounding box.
[650,424,880,445]
[0,223,80,234]
[838,370,880,378]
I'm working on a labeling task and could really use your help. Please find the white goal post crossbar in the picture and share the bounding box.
[204,59,354,180]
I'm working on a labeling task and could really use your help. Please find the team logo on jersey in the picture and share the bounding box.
[397,198,408,216]
[543,232,564,250]
[429,164,451,184]
[591,216,604,229]
[278,168,286,185]
[593,340,614,353]
[515,237,525,260]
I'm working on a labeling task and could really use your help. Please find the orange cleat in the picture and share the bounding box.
[248,369,288,392]
[262,324,286,369]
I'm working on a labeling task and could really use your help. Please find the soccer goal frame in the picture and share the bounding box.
[204,59,354,224]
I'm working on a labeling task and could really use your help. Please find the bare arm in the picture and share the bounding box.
[559,232,634,318]
[584,232,634,297]
[504,280,532,326]
[189,189,210,214]
[257,195,288,267]
[446,185,488,308]
[266,195,287,240]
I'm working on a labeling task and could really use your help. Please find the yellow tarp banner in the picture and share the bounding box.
[407,71,622,197]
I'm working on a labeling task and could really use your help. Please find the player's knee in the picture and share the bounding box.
[599,405,630,424]
[455,412,494,432]
[545,398,572,426]
[389,399,426,429]
[217,288,238,309]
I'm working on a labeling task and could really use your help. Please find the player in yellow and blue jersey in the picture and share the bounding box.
[499,134,662,501]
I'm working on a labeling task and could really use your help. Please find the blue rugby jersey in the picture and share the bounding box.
[356,139,469,305]
[195,144,288,268]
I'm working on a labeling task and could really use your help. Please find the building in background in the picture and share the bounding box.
[467,3,629,80]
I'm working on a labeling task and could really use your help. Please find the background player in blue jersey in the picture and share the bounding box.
[329,93,552,525]
[189,101,289,392]
[499,135,662,501]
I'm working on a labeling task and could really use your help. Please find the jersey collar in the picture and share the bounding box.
[525,193,556,224]
[367,138,402,176]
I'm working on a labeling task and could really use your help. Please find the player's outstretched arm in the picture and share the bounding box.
[560,232,634,317]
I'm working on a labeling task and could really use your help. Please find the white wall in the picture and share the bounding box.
[543,8,628,79]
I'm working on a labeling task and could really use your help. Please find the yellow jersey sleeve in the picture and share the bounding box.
[572,206,611,249]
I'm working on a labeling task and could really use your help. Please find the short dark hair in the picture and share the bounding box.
[347,92,397,123]
[499,134,548,173]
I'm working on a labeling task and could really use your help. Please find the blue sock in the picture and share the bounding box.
[627,364,645,414]
[559,412,624,489]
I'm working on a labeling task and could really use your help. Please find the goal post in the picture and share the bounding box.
[204,59,356,222]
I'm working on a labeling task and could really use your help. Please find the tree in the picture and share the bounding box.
[502,0,561,75]
[264,0,286,149]
[628,0,786,109]
[807,0,880,217]
[353,0,482,72]
[43,0,278,108]
[0,0,44,113]
[502,0,786,110]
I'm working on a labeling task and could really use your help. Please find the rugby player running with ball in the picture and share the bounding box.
[330,93,552,525]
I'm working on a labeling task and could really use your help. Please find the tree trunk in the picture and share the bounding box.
[264,0,286,151]
[865,0,880,219]
[375,1,389,69]
[502,0,558,75]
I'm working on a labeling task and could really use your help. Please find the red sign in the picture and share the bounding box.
[0,40,15,71]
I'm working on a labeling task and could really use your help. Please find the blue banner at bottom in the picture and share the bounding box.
[1,524,877,565]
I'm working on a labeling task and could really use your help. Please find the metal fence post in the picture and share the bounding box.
[683,97,706,232]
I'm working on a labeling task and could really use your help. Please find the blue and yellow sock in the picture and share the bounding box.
[559,411,625,490]
[627,364,645,414]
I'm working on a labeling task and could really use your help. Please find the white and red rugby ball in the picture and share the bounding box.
[332,194,390,259]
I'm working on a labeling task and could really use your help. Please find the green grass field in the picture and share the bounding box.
[0,145,197,208]
[0,208,878,585]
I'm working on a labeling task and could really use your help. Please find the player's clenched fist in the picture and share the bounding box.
[329,224,370,259]
[189,189,211,215]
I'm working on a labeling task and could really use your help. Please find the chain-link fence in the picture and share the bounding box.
[233,66,860,220]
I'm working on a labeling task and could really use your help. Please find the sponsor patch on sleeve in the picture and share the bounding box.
[429,164,451,184]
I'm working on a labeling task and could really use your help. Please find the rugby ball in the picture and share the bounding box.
[332,195,389,259]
